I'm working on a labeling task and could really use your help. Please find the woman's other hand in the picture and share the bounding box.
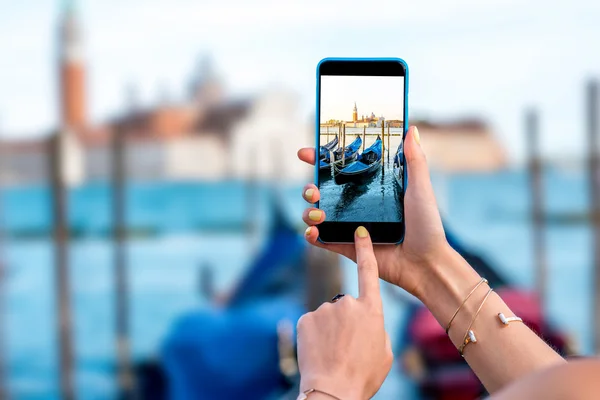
[297,227,393,400]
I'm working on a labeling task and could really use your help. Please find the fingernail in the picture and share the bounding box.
[356,226,368,238]
[305,226,312,236]
[413,126,420,145]
[304,188,314,201]
[308,210,322,222]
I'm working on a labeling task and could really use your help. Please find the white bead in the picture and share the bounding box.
[468,330,477,343]
[498,313,508,324]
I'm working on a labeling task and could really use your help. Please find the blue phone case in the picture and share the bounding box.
[314,57,409,245]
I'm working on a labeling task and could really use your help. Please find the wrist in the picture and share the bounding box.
[415,244,482,327]
[300,375,363,400]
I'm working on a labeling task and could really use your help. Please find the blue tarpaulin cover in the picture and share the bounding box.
[338,139,382,173]
[321,136,362,164]
[161,199,306,399]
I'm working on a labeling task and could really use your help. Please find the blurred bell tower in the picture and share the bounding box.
[59,0,87,133]
[189,54,224,107]
[54,0,85,186]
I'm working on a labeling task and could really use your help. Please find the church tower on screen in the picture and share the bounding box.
[352,102,358,122]
[59,0,87,133]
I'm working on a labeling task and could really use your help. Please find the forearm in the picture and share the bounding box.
[416,245,565,393]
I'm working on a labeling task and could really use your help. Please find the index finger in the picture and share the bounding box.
[297,148,316,166]
[354,226,382,306]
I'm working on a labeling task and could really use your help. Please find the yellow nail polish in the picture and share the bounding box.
[413,126,420,145]
[308,210,322,221]
[356,226,368,238]
[304,188,314,201]
[305,226,312,236]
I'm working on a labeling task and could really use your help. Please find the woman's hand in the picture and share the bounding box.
[299,127,568,397]
[297,227,393,400]
[299,126,451,299]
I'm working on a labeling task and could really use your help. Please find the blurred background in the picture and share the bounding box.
[1,0,600,399]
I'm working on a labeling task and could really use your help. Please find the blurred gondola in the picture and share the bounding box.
[132,190,340,399]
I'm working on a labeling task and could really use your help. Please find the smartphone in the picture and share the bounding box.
[315,58,408,244]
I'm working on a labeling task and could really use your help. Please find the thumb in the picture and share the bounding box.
[404,126,434,195]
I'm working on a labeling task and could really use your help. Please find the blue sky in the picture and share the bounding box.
[1,0,600,163]
[321,76,404,122]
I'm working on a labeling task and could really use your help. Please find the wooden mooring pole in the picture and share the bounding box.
[199,263,215,301]
[587,80,600,355]
[526,109,547,309]
[362,126,366,151]
[388,122,391,164]
[0,121,7,399]
[326,126,329,143]
[112,122,134,398]
[342,124,347,167]
[246,143,260,254]
[381,124,385,169]
[49,132,76,400]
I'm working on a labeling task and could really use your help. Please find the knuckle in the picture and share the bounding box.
[358,259,377,272]
[296,312,312,331]
[337,295,354,308]
[341,293,356,302]
[386,351,394,368]
[317,301,333,313]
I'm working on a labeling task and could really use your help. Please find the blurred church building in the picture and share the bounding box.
[0,1,506,185]
[0,1,312,185]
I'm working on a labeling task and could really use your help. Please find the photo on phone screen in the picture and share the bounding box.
[318,74,405,224]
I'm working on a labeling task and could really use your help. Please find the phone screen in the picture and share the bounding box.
[318,73,405,227]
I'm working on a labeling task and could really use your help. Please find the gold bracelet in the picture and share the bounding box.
[458,288,494,357]
[498,312,523,326]
[445,277,488,334]
[297,388,342,400]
